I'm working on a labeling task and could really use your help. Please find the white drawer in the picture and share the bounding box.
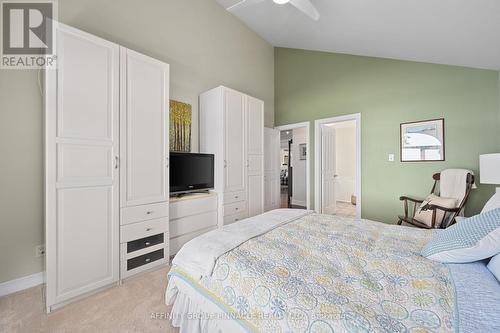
[120,218,169,243]
[170,226,216,256]
[224,201,247,217]
[170,194,217,220]
[223,191,246,205]
[170,211,217,238]
[121,202,169,225]
[224,211,248,225]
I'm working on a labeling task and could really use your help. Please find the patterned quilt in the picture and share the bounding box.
[170,214,457,333]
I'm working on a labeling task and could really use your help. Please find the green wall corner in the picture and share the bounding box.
[275,48,500,223]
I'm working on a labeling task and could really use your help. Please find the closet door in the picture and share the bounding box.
[120,48,169,207]
[247,96,264,216]
[264,128,281,212]
[45,24,120,309]
[247,97,264,155]
[223,89,246,193]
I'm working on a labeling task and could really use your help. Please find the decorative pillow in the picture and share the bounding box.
[421,208,500,263]
[487,253,500,282]
[414,194,458,228]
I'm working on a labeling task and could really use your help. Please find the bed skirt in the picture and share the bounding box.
[166,274,248,333]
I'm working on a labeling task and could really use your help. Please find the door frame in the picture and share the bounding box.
[314,114,361,218]
[275,121,311,210]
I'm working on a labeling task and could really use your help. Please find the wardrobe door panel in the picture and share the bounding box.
[246,96,264,155]
[223,89,246,193]
[56,187,114,295]
[120,48,170,207]
[46,23,120,309]
[248,174,264,216]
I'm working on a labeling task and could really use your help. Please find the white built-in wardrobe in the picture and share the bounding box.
[200,86,264,225]
[45,23,169,311]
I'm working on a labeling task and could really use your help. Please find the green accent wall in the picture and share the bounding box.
[275,47,500,223]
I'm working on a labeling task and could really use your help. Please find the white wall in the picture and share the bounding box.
[0,0,274,284]
[333,123,356,202]
[291,127,307,206]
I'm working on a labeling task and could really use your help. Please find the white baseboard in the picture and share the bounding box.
[291,199,306,207]
[0,272,45,297]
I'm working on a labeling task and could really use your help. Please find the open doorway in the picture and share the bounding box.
[315,114,361,218]
[279,129,307,209]
[264,123,311,211]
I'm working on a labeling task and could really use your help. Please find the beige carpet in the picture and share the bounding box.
[0,266,179,333]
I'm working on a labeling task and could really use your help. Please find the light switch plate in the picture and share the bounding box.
[388,154,395,162]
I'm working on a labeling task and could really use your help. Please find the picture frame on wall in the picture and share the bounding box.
[400,118,445,162]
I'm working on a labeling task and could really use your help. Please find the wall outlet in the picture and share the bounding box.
[388,154,395,162]
[36,245,45,257]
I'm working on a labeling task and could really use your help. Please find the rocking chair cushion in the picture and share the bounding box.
[414,194,458,228]
[421,208,500,263]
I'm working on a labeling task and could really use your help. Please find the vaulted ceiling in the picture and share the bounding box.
[217,0,500,70]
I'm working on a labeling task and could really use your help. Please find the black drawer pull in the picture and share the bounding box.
[146,211,154,215]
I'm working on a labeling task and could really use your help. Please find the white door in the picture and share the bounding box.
[246,96,264,155]
[247,96,264,216]
[45,24,120,308]
[264,128,281,211]
[224,89,246,193]
[321,126,337,214]
[120,48,169,207]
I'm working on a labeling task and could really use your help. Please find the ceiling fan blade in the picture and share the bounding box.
[289,0,320,21]
[227,0,265,12]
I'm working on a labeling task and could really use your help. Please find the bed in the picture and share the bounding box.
[165,209,500,333]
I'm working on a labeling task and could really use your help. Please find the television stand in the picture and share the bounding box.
[169,191,218,255]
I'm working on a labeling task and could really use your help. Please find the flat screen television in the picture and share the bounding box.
[169,152,214,195]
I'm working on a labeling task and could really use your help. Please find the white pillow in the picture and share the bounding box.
[414,194,458,228]
[481,194,500,214]
[487,253,500,282]
[421,208,500,263]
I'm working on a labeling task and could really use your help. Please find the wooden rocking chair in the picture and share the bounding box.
[397,171,475,229]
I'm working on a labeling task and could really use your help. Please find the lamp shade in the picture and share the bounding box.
[480,154,500,184]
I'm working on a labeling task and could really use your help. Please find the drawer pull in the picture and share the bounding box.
[145,242,151,246]
[235,207,239,211]
[235,219,239,222]
[234,196,239,199]
[146,211,154,215]
[145,258,151,263]
[146,227,152,231]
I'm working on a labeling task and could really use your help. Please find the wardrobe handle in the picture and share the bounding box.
[224,160,227,168]
[166,157,169,167]
[114,156,119,169]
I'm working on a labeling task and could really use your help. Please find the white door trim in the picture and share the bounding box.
[275,122,311,210]
[314,114,361,218]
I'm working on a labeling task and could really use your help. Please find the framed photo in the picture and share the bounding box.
[299,143,307,160]
[400,118,444,162]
